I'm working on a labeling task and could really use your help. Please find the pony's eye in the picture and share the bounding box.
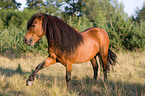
[32,25,36,27]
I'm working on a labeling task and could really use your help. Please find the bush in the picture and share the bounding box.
[0,26,48,54]
[107,13,145,50]
[0,9,48,54]
[0,18,4,30]
[67,14,93,32]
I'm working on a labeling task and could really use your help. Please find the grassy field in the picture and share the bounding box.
[0,51,145,96]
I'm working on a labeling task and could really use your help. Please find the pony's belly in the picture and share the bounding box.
[74,42,99,63]
[74,52,97,63]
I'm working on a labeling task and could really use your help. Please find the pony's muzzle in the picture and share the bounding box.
[24,38,34,46]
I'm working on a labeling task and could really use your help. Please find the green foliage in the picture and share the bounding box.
[135,2,145,22]
[84,0,115,29]
[128,21,145,50]
[0,25,48,54]
[0,18,4,30]
[107,10,145,50]
[0,0,145,54]
[60,0,86,22]
[107,11,132,49]
[43,0,61,16]
[63,0,85,16]
[26,0,45,11]
[26,0,61,16]
[67,14,93,32]
[0,9,38,28]
[0,0,21,9]
[0,9,48,54]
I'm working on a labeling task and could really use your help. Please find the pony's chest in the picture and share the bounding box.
[49,49,71,65]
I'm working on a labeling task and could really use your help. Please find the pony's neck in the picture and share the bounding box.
[45,15,83,54]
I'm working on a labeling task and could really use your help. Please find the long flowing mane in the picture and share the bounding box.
[27,13,83,54]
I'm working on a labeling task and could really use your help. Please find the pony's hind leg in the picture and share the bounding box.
[91,57,99,80]
[26,56,56,86]
[66,63,72,89]
[100,54,108,82]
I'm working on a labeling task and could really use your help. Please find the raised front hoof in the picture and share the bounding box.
[26,76,34,86]
[26,77,34,86]
[26,80,33,86]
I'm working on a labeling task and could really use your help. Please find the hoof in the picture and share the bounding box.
[26,80,33,86]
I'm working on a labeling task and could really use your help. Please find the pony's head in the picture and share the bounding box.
[24,13,83,54]
[24,13,46,46]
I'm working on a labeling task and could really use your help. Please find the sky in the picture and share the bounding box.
[16,0,145,17]
[118,0,144,16]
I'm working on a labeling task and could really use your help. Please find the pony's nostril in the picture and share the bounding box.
[24,38,33,46]
[24,38,27,43]
[28,38,33,45]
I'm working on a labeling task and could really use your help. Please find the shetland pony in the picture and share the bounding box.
[24,13,117,89]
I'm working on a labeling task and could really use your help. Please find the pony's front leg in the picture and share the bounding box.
[26,56,56,86]
[65,63,72,89]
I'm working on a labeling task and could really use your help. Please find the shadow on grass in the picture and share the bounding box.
[0,43,48,60]
[0,65,30,77]
[70,76,145,96]
[0,49,26,60]
[0,66,144,96]
[35,73,145,96]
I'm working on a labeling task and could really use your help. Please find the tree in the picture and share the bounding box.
[43,0,61,15]
[84,0,108,29]
[84,0,115,21]
[26,0,45,11]
[26,0,61,15]
[135,2,145,22]
[60,0,86,21]
[64,0,85,16]
[0,0,21,9]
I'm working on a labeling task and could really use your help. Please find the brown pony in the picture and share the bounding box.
[24,13,117,89]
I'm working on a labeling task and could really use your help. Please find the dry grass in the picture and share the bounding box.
[0,51,145,96]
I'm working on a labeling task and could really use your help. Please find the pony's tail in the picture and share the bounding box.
[107,48,117,66]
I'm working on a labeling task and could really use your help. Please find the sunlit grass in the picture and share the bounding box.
[0,51,145,96]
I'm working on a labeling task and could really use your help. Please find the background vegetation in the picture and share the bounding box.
[0,0,145,54]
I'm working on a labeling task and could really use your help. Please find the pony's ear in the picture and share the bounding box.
[42,15,48,34]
